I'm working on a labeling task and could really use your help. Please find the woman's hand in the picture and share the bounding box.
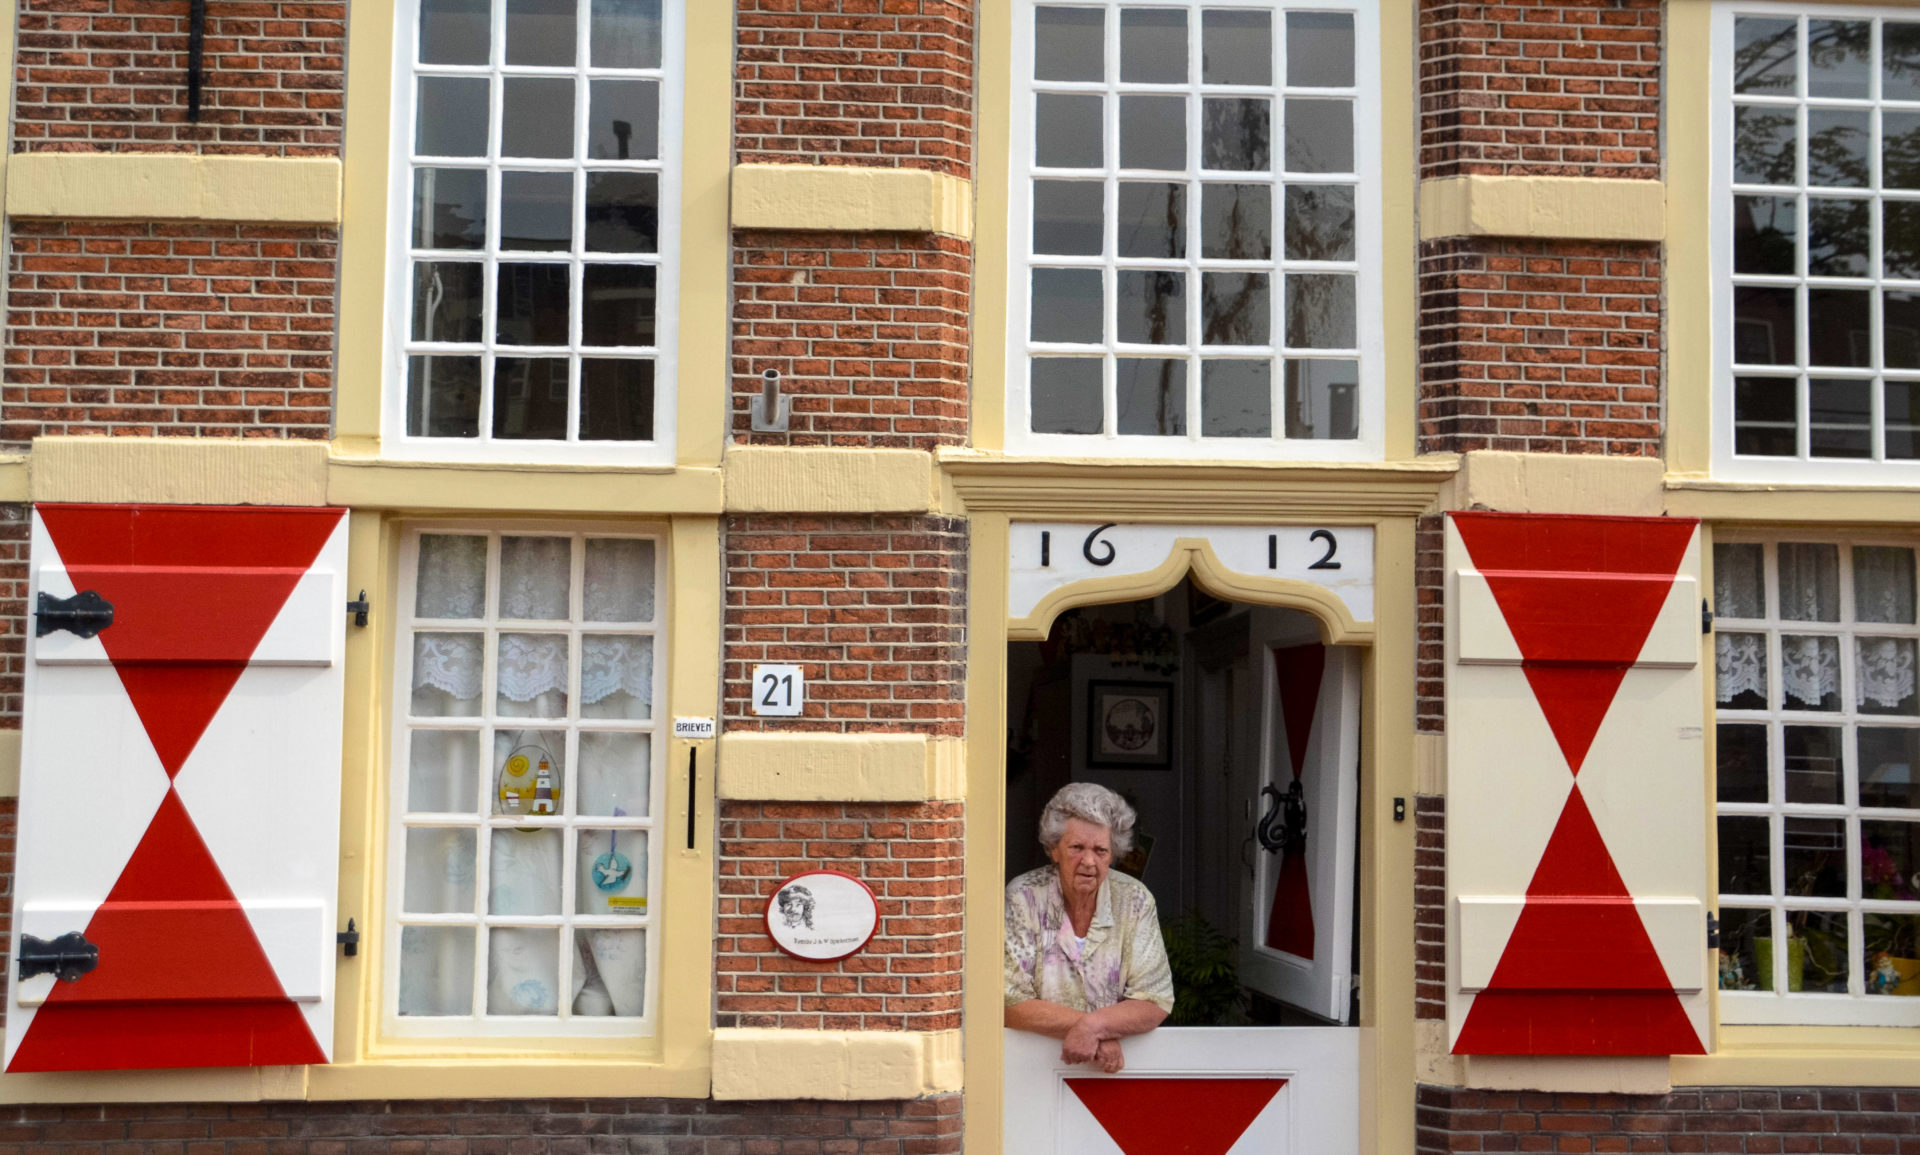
[1093,1037,1125,1073]
[1060,1015,1104,1064]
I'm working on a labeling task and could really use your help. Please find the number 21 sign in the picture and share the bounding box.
[751,664,804,716]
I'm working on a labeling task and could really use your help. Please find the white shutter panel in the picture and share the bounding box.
[6,504,348,1072]
[1445,512,1711,1055]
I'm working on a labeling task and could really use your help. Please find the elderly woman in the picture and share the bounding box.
[1005,783,1173,1073]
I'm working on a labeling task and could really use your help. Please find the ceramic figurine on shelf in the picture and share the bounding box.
[531,758,556,817]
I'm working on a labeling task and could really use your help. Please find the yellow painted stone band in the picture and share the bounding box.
[6,154,343,224]
[731,164,974,239]
[724,447,937,513]
[716,733,964,802]
[710,1028,962,1100]
[1418,175,1665,242]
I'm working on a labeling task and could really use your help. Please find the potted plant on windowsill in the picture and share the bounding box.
[1863,844,1920,996]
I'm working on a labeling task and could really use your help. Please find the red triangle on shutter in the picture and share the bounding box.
[1453,513,1694,775]
[1453,788,1703,1055]
[1066,1078,1286,1155]
[37,505,342,777]
[1265,644,1325,958]
[8,790,325,1072]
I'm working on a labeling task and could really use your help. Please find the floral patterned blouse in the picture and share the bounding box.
[1004,866,1175,1015]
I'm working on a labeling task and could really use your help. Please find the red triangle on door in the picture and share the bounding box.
[1453,514,1695,775]
[8,790,326,1072]
[1453,788,1704,1055]
[1066,1078,1286,1155]
[37,505,343,777]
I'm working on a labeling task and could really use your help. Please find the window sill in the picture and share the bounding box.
[1672,1023,1920,1087]
[326,455,724,514]
[0,1043,710,1103]
[1665,475,1920,524]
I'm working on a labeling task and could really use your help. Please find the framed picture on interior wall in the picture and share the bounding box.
[1086,680,1173,770]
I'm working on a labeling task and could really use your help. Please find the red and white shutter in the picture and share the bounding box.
[1445,512,1711,1055]
[1240,615,1361,1023]
[5,504,349,1072]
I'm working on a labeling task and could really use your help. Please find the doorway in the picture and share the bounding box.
[1002,581,1362,1153]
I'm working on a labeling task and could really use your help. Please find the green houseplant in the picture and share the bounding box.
[1160,910,1246,1026]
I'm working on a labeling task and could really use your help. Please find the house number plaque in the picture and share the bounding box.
[1009,523,1376,627]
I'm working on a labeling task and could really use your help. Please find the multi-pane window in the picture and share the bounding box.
[1713,537,1920,1024]
[391,0,679,458]
[1010,0,1379,457]
[1720,9,1920,471]
[388,529,662,1035]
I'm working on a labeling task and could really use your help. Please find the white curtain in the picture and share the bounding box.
[1717,633,1767,704]
[1781,634,1839,707]
[1855,546,1917,625]
[500,536,572,619]
[1779,543,1841,622]
[417,534,487,619]
[1714,543,1766,620]
[585,538,656,621]
[1858,637,1918,710]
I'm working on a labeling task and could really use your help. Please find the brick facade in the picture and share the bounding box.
[0,506,26,732]
[731,231,971,451]
[723,515,967,735]
[1415,795,1445,1021]
[1416,513,1445,732]
[13,0,345,156]
[734,0,973,176]
[1417,238,1661,457]
[1419,0,1661,179]
[716,800,964,1032]
[1417,1085,1920,1153]
[0,1096,964,1153]
[2,220,337,445]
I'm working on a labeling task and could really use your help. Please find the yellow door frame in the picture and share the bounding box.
[961,507,1421,1154]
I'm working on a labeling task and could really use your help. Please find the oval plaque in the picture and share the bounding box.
[764,870,880,962]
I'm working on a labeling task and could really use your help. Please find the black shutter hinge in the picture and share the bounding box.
[19,931,98,983]
[337,919,360,957]
[1702,599,1714,635]
[36,590,114,639]
[347,591,370,628]
[1707,911,1721,950]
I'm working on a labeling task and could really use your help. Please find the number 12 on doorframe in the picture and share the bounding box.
[751,664,805,717]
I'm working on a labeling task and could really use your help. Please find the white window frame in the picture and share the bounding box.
[1714,531,1920,1027]
[382,0,683,465]
[383,523,667,1039]
[1006,0,1384,460]
[1710,2,1920,483]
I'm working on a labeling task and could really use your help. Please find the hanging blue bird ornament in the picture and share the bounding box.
[592,808,633,893]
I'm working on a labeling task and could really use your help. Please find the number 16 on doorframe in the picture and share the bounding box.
[751,664,805,717]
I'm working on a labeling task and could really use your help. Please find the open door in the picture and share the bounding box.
[1240,610,1360,1022]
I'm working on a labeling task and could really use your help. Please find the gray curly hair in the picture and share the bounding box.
[1038,782,1136,857]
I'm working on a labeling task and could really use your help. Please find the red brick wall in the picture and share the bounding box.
[732,231,971,450]
[724,515,966,735]
[1416,1085,1920,1153]
[0,506,27,731]
[1416,514,1444,732]
[716,800,963,1032]
[734,0,973,177]
[0,1097,963,1152]
[14,0,346,156]
[1419,0,1660,179]
[0,798,14,1028]
[1417,238,1661,456]
[3,220,337,444]
[1415,795,1445,1021]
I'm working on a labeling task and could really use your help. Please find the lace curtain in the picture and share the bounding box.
[1855,546,1918,625]
[1715,544,1766,620]
[1717,633,1767,704]
[1859,637,1918,710]
[413,633,652,707]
